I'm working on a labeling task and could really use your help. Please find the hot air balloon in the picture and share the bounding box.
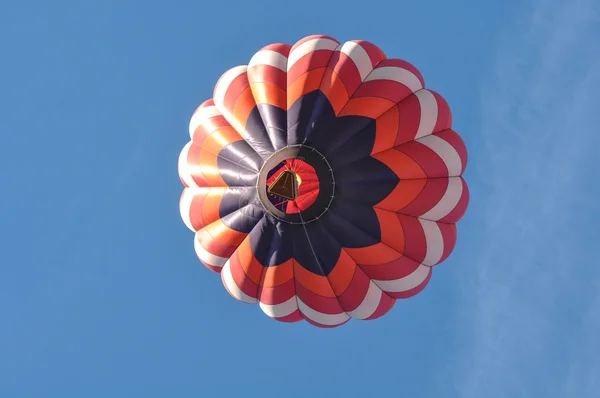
[178,34,469,328]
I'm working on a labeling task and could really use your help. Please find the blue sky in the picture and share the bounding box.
[1,0,599,396]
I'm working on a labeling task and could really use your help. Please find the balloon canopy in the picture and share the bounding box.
[178,34,469,328]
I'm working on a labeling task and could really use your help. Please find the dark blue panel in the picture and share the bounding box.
[267,219,294,266]
[248,217,274,266]
[218,188,257,219]
[218,140,264,172]
[334,181,397,206]
[248,216,294,267]
[244,107,276,159]
[216,156,259,186]
[320,200,381,248]
[326,121,377,168]
[287,90,336,145]
[286,90,376,158]
[311,116,374,159]
[335,157,400,186]
[220,202,265,234]
[236,90,402,276]
[257,104,288,150]
[298,221,342,275]
[288,223,322,275]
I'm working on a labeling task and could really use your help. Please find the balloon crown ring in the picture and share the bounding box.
[256,144,335,225]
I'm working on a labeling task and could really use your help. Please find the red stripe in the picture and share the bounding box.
[197,98,215,109]
[287,50,334,85]
[397,141,449,178]
[181,190,207,230]
[196,229,237,259]
[184,143,209,187]
[431,90,452,132]
[327,52,362,94]
[359,255,421,280]
[257,278,295,305]
[292,191,318,213]
[273,310,302,323]
[393,95,422,146]
[192,115,230,145]
[228,251,259,298]
[399,177,449,216]
[222,73,250,112]
[295,282,343,315]
[259,43,291,56]
[247,65,287,89]
[438,222,457,263]
[203,262,223,273]
[352,79,414,103]
[397,214,428,264]
[336,267,371,312]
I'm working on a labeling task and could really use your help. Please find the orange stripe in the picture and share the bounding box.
[287,68,326,108]
[345,243,401,266]
[376,179,427,211]
[319,68,350,115]
[204,219,247,247]
[236,238,264,285]
[260,259,294,288]
[327,250,357,296]
[231,87,256,135]
[373,149,427,179]
[374,208,406,253]
[250,83,286,109]
[293,260,337,298]
[373,106,399,154]
[193,116,231,144]
[199,149,226,186]
[202,126,242,154]
[201,188,226,227]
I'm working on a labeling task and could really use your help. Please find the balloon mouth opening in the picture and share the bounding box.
[267,169,299,201]
[257,145,335,224]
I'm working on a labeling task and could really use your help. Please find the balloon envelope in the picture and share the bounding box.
[178,34,469,328]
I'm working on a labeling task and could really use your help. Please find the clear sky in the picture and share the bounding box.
[1,0,599,397]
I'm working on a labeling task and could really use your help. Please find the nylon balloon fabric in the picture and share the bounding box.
[178,34,469,328]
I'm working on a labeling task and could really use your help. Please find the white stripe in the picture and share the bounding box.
[419,219,445,266]
[248,50,287,71]
[420,177,463,221]
[213,65,247,109]
[297,298,350,326]
[414,90,439,139]
[364,66,423,93]
[260,296,298,318]
[221,261,258,304]
[178,142,199,188]
[346,281,383,320]
[338,41,373,81]
[417,134,463,176]
[189,105,220,140]
[374,264,431,292]
[287,38,339,70]
[179,188,198,232]
[194,235,228,268]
